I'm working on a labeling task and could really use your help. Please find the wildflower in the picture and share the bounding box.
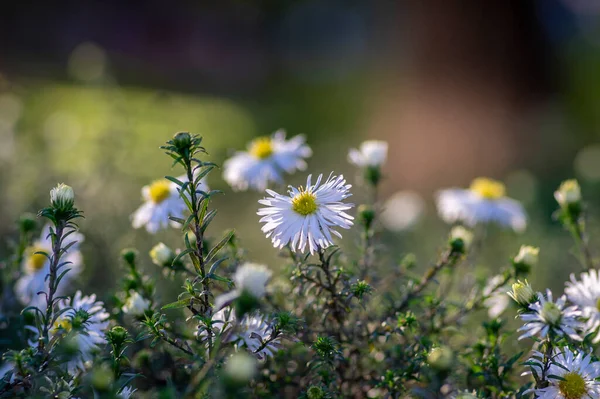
[555,179,582,208]
[131,174,208,234]
[518,289,581,341]
[15,224,84,308]
[231,313,282,360]
[50,183,75,212]
[149,242,175,267]
[482,275,510,318]
[223,129,312,191]
[530,349,600,399]
[436,177,527,232]
[45,291,110,374]
[214,263,272,311]
[565,269,600,343]
[122,291,151,316]
[508,280,536,306]
[348,140,388,168]
[258,173,354,254]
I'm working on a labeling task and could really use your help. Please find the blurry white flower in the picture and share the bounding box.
[224,352,257,383]
[528,348,600,399]
[427,346,453,370]
[122,291,151,316]
[15,225,84,308]
[513,245,539,268]
[231,313,282,360]
[508,280,536,306]
[518,289,581,341]
[223,130,312,191]
[118,385,136,399]
[50,183,75,211]
[449,226,474,251]
[348,140,388,167]
[482,275,510,318]
[258,173,354,254]
[566,269,600,343]
[132,174,208,234]
[149,242,175,267]
[436,177,527,232]
[45,291,110,374]
[555,179,582,207]
[196,307,236,341]
[214,263,272,310]
[380,191,424,232]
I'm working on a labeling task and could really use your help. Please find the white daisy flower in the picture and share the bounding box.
[122,291,151,316]
[566,269,600,343]
[518,289,582,341]
[230,313,282,360]
[258,173,354,254]
[131,174,208,234]
[530,349,600,399]
[34,291,110,374]
[223,129,312,192]
[214,263,273,311]
[436,177,527,232]
[482,275,510,319]
[15,224,84,309]
[348,140,388,168]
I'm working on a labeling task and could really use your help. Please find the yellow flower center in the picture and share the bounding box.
[559,372,587,399]
[249,137,274,159]
[25,245,48,273]
[541,301,562,325]
[292,190,318,216]
[469,177,506,200]
[51,318,72,334]
[148,180,172,204]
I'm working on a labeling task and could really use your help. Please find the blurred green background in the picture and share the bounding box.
[1,0,600,312]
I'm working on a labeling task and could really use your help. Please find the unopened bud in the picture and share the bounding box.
[508,280,536,306]
[50,183,75,212]
[555,179,581,207]
[149,242,175,267]
[358,204,376,228]
[513,245,539,275]
[449,226,473,254]
[18,213,37,233]
[173,132,191,150]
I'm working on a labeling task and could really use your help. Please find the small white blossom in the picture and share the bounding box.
[223,130,311,191]
[566,269,600,343]
[514,245,539,268]
[230,313,282,360]
[149,242,175,267]
[214,263,272,310]
[482,275,510,318]
[122,291,151,316]
[436,177,527,232]
[555,179,581,207]
[15,225,84,308]
[347,140,388,168]
[518,289,582,341]
[258,173,354,254]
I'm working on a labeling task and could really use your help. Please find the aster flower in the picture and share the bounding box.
[230,313,282,360]
[214,263,273,311]
[529,349,600,399]
[482,275,510,319]
[436,177,527,232]
[348,140,388,168]
[258,173,354,254]
[15,224,84,308]
[122,291,151,316]
[35,291,110,374]
[518,289,582,341]
[566,269,600,343]
[223,129,312,192]
[131,174,208,234]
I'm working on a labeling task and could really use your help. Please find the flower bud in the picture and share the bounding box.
[555,179,581,207]
[173,132,191,150]
[449,226,473,254]
[18,213,37,233]
[307,386,325,399]
[358,204,376,229]
[513,245,539,275]
[149,242,175,267]
[50,183,75,212]
[427,346,454,371]
[508,280,536,306]
[224,352,256,384]
[122,291,151,316]
[106,326,129,348]
[120,248,137,265]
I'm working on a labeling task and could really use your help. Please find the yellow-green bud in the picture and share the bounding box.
[449,226,473,254]
[307,386,325,399]
[508,280,536,306]
[50,183,75,211]
[513,245,539,272]
[173,132,191,150]
[427,346,453,371]
[555,179,581,207]
[149,242,175,267]
[358,204,376,228]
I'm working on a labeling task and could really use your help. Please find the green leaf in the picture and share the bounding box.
[165,176,185,187]
[162,299,191,310]
[206,230,234,264]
